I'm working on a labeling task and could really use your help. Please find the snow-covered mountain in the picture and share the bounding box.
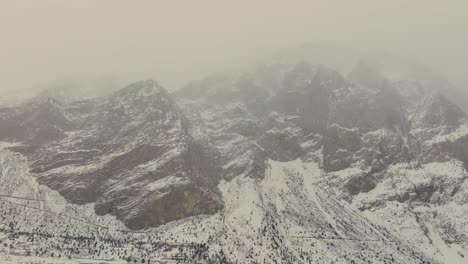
[0,80,222,230]
[1,60,468,263]
[174,61,468,263]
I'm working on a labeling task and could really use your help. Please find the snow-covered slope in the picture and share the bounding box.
[0,145,436,263]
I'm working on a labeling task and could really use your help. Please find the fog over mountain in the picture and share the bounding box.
[1,1,468,263]
[1,1,467,99]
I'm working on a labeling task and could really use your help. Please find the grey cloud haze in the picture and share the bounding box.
[1,0,467,98]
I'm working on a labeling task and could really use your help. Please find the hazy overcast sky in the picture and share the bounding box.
[1,0,467,97]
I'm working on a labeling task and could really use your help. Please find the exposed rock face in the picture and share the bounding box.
[323,124,362,172]
[343,174,376,195]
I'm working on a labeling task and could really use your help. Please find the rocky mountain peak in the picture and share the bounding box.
[112,79,166,98]
[104,79,178,122]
